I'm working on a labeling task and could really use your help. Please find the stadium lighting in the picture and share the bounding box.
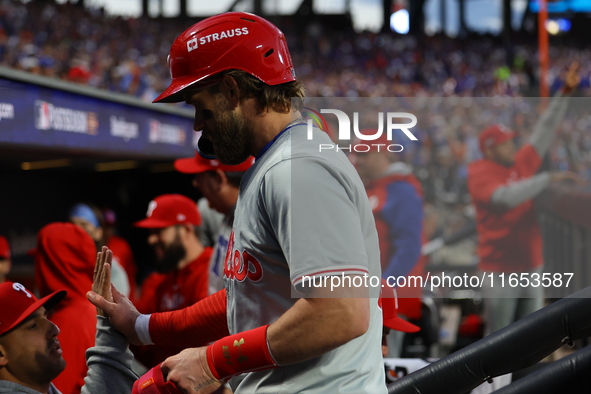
[557,18,572,32]
[390,9,410,35]
[545,18,572,35]
[545,19,560,35]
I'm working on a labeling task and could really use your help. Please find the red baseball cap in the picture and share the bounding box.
[134,194,202,229]
[132,364,181,394]
[479,124,516,153]
[174,152,254,174]
[379,281,420,333]
[0,236,9,259]
[0,282,66,336]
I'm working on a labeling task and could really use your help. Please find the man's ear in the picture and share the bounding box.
[214,169,228,189]
[0,343,8,367]
[219,75,241,109]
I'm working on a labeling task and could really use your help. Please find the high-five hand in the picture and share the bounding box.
[91,246,113,317]
[87,248,142,345]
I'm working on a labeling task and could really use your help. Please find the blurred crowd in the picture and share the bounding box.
[1,0,590,258]
[2,1,591,101]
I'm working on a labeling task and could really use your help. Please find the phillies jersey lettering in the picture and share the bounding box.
[223,231,263,282]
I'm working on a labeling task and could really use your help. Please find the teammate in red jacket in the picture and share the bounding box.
[467,63,582,335]
[35,222,97,394]
[133,194,212,367]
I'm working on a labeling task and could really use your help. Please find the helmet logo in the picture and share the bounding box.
[186,28,250,54]
[187,37,199,52]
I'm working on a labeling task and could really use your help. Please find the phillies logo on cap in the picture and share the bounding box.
[497,124,512,134]
[13,283,33,298]
[147,201,157,217]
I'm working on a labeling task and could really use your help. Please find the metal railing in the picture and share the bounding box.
[538,184,591,298]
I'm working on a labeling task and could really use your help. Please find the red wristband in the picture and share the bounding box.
[206,325,278,381]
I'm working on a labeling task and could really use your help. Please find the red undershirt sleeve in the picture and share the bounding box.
[149,289,230,347]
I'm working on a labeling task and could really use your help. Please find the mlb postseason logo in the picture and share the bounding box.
[307,109,418,152]
[34,100,98,135]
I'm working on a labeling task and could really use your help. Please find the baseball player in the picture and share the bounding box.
[468,62,583,335]
[133,194,213,367]
[174,152,254,294]
[88,11,386,394]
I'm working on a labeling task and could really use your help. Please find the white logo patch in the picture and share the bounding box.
[147,201,157,217]
[13,283,32,298]
[187,37,198,52]
[177,213,186,222]
[186,27,250,53]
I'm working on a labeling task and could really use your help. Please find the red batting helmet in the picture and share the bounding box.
[153,12,296,104]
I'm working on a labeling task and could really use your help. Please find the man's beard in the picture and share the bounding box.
[154,236,186,273]
[32,350,66,385]
[210,94,252,165]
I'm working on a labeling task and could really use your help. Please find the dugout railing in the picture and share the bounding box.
[538,183,591,298]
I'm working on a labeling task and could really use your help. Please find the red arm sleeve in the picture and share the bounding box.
[149,289,229,347]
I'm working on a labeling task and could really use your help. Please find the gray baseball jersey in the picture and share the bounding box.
[208,206,234,294]
[225,122,387,394]
[198,197,224,248]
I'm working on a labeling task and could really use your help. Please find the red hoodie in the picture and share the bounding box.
[35,222,97,394]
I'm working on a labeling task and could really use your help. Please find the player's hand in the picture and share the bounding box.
[563,61,580,95]
[91,246,113,317]
[550,171,587,185]
[87,280,142,345]
[161,347,222,394]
